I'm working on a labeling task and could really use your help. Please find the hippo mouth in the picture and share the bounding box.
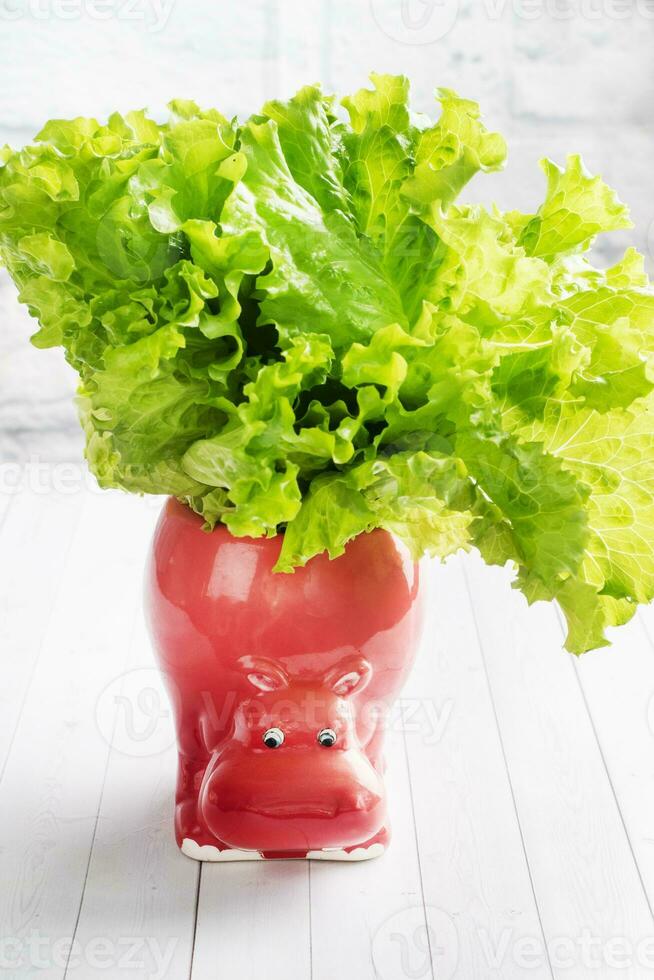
[252,801,342,820]
[201,792,387,853]
[252,787,382,819]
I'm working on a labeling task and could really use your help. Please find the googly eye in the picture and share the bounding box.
[262,727,284,749]
[317,728,337,747]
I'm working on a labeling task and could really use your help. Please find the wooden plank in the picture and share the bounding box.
[191,861,311,980]
[310,728,432,980]
[0,490,155,979]
[0,483,13,530]
[464,552,654,980]
[64,507,199,980]
[572,607,654,910]
[403,558,552,980]
[0,486,82,777]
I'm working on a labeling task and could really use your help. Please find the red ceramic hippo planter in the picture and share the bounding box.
[146,499,425,862]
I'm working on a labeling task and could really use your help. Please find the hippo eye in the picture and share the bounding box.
[262,727,284,749]
[317,728,337,747]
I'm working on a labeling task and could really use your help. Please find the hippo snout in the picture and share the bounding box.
[200,751,387,853]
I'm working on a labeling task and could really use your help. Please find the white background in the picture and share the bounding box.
[0,0,653,460]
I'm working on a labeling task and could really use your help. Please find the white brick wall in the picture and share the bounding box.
[1,0,653,460]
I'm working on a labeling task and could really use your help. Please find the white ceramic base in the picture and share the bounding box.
[181,838,385,863]
[182,839,264,862]
[306,843,385,861]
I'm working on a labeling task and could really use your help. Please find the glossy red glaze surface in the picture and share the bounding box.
[145,498,425,860]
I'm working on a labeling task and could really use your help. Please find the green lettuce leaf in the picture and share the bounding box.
[519,154,632,259]
[1,75,653,655]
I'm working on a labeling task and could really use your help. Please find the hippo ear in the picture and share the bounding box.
[325,657,372,697]
[237,656,289,693]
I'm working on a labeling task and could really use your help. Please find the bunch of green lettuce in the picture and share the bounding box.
[1,74,653,653]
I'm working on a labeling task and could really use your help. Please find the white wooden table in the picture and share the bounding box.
[2,483,654,979]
